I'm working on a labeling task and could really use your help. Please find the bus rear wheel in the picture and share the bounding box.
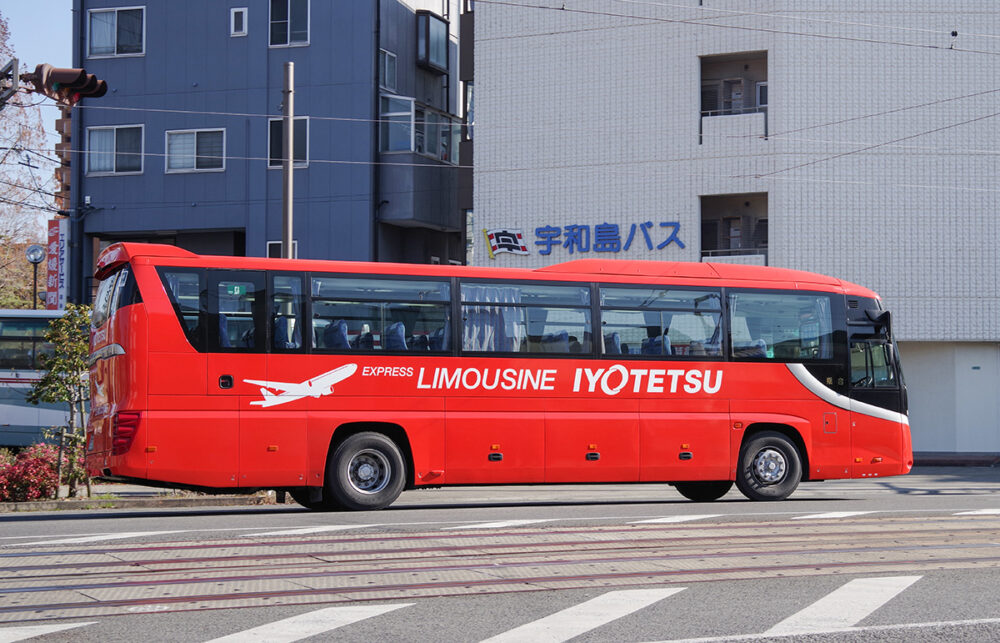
[735,431,802,501]
[673,481,733,502]
[326,432,406,511]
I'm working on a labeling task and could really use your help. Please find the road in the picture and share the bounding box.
[1,466,999,642]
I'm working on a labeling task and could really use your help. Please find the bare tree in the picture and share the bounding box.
[0,10,59,309]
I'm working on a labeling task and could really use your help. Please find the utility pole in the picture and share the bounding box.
[282,62,294,259]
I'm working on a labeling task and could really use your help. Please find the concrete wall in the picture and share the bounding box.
[474,1,1000,452]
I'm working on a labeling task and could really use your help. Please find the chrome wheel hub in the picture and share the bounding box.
[348,449,390,494]
[752,448,786,485]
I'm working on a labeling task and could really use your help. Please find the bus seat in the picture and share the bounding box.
[641,335,671,355]
[735,339,768,358]
[428,325,447,351]
[324,319,351,349]
[273,316,290,349]
[384,322,407,351]
[218,314,232,348]
[541,330,569,353]
[354,332,374,350]
[604,332,621,354]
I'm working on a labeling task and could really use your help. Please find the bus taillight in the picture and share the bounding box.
[112,411,141,455]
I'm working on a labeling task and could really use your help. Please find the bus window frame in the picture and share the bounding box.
[158,266,207,352]
[726,287,846,365]
[597,282,724,360]
[309,271,454,355]
[208,269,266,353]
[458,277,595,357]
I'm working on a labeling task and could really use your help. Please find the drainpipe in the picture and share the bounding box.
[371,0,381,261]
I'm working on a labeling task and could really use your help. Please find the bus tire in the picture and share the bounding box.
[673,480,733,502]
[735,431,802,501]
[288,488,342,511]
[326,432,406,511]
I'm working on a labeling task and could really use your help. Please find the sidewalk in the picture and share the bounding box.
[0,483,278,513]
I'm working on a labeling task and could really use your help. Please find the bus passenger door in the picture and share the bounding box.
[239,273,309,488]
[204,270,266,488]
[849,338,906,477]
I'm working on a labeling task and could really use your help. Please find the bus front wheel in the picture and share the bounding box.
[326,432,406,511]
[673,481,733,502]
[735,431,802,501]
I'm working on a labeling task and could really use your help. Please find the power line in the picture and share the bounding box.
[473,0,1000,56]
[606,0,1000,41]
[754,108,1000,177]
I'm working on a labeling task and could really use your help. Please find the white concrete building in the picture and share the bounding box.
[472,1,1000,454]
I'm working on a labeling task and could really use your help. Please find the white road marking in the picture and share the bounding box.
[480,588,685,643]
[240,525,374,537]
[15,531,185,547]
[651,616,1000,642]
[954,508,1000,515]
[0,622,95,643]
[443,519,555,530]
[630,515,722,524]
[204,603,411,642]
[791,511,875,520]
[764,575,922,636]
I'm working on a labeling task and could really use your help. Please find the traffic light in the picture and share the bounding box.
[20,64,107,106]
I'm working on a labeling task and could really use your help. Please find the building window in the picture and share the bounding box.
[87,125,143,175]
[700,193,768,263]
[380,95,414,152]
[380,95,460,164]
[266,240,298,258]
[416,11,448,74]
[379,50,397,92]
[88,7,144,57]
[166,129,225,173]
[270,0,308,46]
[231,8,248,36]
[268,117,309,167]
[463,81,474,140]
[700,51,767,117]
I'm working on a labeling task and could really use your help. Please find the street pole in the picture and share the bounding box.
[32,263,38,309]
[282,62,294,259]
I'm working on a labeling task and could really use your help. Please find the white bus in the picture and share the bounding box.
[0,309,70,449]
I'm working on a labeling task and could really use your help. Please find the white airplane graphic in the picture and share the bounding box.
[243,363,358,408]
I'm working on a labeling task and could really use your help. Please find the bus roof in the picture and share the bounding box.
[97,243,877,297]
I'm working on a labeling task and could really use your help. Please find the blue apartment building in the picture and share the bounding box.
[69,0,469,302]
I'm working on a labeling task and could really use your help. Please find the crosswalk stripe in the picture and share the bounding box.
[954,508,1000,515]
[764,575,922,636]
[239,525,374,537]
[630,514,721,524]
[204,603,412,643]
[480,588,685,643]
[15,531,184,547]
[0,622,95,643]
[443,519,555,530]
[792,511,875,520]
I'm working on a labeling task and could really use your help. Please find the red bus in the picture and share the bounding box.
[86,243,911,510]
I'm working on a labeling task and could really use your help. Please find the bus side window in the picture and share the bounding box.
[271,275,305,351]
[852,341,896,388]
[111,265,143,313]
[208,271,265,352]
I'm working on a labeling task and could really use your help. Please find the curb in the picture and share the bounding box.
[913,453,1000,467]
[0,494,277,513]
